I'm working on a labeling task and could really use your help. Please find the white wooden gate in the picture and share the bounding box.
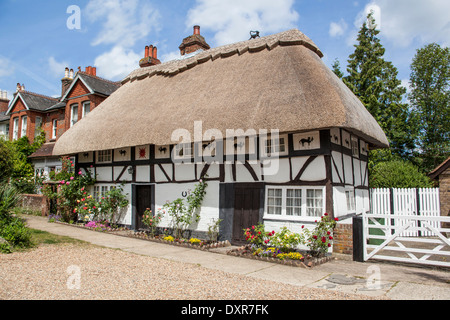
[370,188,441,237]
[362,212,450,267]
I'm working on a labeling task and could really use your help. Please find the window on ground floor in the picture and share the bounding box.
[264,186,325,220]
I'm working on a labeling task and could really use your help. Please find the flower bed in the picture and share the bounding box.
[227,245,334,268]
[129,231,231,251]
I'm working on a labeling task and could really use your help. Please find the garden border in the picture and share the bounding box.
[50,220,334,268]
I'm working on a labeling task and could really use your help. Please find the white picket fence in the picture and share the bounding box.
[370,188,440,237]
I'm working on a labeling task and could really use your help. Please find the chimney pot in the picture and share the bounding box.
[92,67,96,76]
[69,69,74,79]
[65,67,69,78]
[149,45,154,58]
[145,46,149,57]
[153,46,158,59]
[194,25,200,35]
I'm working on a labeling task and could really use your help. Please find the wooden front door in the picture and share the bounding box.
[135,185,153,230]
[232,185,262,245]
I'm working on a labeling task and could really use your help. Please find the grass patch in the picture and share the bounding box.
[29,228,90,247]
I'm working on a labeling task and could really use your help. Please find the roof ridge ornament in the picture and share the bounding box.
[249,30,260,40]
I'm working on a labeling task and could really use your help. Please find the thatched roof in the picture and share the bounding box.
[53,29,388,156]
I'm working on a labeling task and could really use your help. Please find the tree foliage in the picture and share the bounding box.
[409,43,450,172]
[343,12,416,159]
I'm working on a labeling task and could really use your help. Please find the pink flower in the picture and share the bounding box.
[70,177,74,180]
[78,171,83,175]
[66,182,70,185]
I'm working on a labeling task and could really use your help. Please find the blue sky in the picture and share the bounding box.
[0,0,449,99]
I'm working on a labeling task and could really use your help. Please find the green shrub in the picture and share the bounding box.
[0,184,21,222]
[369,160,434,188]
[0,217,33,250]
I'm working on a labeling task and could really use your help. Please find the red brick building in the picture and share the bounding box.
[4,66,120,176]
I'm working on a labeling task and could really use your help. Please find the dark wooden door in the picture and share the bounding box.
[135,185,153,230]
[232,185,262,245]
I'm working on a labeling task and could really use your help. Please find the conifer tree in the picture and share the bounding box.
[343,12,415,159]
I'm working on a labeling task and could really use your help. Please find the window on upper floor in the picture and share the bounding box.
[70,104,78,127]
[21,116,27,137]
[97,150,112,163]
[52,119,58,140]
[13,117,19,140]
[35,116,42,138]
[82,101,90,117]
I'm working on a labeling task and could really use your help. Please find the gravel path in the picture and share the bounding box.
[0,243,384,300]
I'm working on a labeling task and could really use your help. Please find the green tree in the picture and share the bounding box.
[0,138,15,182]
[369,159,434,188]
[343,12,415,159]
[409,43,450,172]
[331,58,344,79]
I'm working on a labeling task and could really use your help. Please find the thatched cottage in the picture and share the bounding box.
[53,27,388,244]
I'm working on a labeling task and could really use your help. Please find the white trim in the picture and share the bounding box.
[5,93,30,115]
[96,150,112,163]
[82,101,91,117]
[60,74,95,101]
[263,185,326,222]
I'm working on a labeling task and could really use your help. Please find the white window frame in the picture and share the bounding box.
[35,116,42,138]
[96,150,112,163]
[13,117,19,140]
[93,185,110,202]
[263,134,289,157]
[345,188,356,213]
[70,104,78,127]
[21,116,27,137]
[264,185,326,221]
[82,101,91,117]
[52,119,58,139]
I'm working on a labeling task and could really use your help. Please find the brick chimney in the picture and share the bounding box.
[139,44,161,68]
[61,67,74,97]
[179,25,210,56]
[0,90,9,113]
[85,66,97,76]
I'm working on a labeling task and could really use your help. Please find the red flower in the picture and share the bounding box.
[324,213,328,216]
[321,237,326,243]
[301,225,304,229]
[258,231,261,235]
[313,235,317,240]
[271,231,275,235]
[252,225,255,230]
[335,218,339,221]
[329,236,333,240]
[328,243,331,247]
[327,231,331,235]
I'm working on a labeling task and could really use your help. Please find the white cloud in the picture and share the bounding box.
[85,0,161,47]
[94,46,140,80]
[329,19,348,38]
[186,0,299,46]
[356,0,450,47]
[48,57,69,78]
[0,56,14,78]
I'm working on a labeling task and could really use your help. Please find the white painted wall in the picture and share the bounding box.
[155,181,220,232]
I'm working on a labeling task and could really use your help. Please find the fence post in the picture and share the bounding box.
[352,215,364,262]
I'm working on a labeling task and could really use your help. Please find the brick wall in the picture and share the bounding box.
[64,80,107,132]
[439,168,450,234]
[333,223,353,255]
[20,194,49,216]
